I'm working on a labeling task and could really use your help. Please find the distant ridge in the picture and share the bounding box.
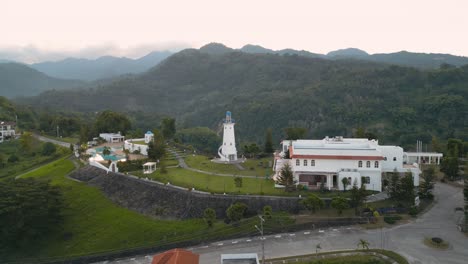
[30,50,172,81]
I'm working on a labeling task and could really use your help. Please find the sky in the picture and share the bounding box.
[2,0,467,63]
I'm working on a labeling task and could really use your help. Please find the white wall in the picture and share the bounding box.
[377,146,404,172]
[124,139,149,156]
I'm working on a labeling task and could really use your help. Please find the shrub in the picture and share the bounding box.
[263,205,272,219]
[8,154,19,163]
[203,208,216,227]
[41,142,57,156]
[409,206,418,216]
[384,215,402,224]
[226,202,248,223]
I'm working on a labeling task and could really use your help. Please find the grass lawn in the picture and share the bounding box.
[0,139,70,180]
[296,255,391,264]
[135,167,359,198]
[185,154,274,177]
[129,140,147,145]
[5,158,266,261]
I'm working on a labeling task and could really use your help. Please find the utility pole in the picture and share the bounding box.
[57,125,59,138]
[255,215,265,264]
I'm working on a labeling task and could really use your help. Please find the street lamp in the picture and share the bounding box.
[255,215,265,264]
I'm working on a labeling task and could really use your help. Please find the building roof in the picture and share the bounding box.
[0,121,16,125]
[289,139,384,160]
[151,248,199,264]
[146,131,154,135]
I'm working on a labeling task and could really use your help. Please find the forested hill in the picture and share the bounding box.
[0,63,85,98]
[18,49,468,147]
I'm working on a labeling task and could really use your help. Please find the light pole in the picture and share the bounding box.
[255,215,265,264]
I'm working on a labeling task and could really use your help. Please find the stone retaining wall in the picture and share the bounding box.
[69,166,306,219]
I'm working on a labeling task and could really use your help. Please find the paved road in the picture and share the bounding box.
[34,134,72,148]
[98,183,467,264]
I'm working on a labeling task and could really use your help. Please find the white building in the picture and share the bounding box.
[123,131,154,156]
[0,121,16,143]
[218,111,238,162]
[144,131,154,143]
[99,132,125,143]
[274,136,421,192]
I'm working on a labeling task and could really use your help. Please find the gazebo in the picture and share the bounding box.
[143,162,157,174]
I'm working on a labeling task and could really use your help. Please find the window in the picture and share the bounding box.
[303,160,307,166]
[311,160,315,166]
[358,161,363,167]
[393,157,397,161]
[366,161,371,168]
[361,176,370,184]
[374,161,379,168]
[384,157,387,161]
[296,159,300,166]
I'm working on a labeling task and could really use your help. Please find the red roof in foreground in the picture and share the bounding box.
[152,248,199,264]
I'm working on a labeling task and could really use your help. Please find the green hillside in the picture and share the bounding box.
[17,50,468,148]
[0,63,84,98]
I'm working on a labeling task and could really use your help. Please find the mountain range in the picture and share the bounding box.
[17,47,468,147]
[30,51,173,81]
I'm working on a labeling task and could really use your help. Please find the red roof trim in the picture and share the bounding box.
[291,154,384,160]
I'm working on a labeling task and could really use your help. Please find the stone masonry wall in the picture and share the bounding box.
[69,166,305,219]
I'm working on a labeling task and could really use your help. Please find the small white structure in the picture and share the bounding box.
[221,253,259,264]
[404,152,443,165]
[124,139,149,156]
[0,121,16,143]
[143,162,157,174]
[274,136,422,192]
[218,111,238,162]
[144,131,154,143]
[99,132,125,143]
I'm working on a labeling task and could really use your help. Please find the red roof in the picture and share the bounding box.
[152,248,199,264]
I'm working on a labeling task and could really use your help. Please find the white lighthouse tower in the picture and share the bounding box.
[218,111,238,162]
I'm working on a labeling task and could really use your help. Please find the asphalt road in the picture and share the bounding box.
[33,134,72,148]
[99,183,467,264]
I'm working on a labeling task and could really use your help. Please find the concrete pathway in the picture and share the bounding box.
[99,183,467,264]
[33,134,72,148]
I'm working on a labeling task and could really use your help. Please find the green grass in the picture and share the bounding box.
[184,155,274,176]
[0,139,70,180]
[129,140,146,145]
[5,158,273,262]
[135,167,358,198]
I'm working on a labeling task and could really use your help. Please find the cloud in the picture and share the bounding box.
[0,42,191,64]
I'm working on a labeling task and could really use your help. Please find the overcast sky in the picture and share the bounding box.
[2,0,467,63]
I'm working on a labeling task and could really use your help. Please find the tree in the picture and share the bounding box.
[331,196,349,215]
[341,177,349,192]
[234,176,243,192]
[0,178,64,248]
[276,163,295,191]
[284,127,307,140]
[357,239,370,250]
[79,124,90,144]
[300,194,324,214]
[441,157,459,180]
[41,142,57,156]
[94,111,131,134]
[102,146,111,156]
[226,202,248,223]
[350,183,367,215]
[8,154,19,163]
[161,118,176,139]
[203,208,216,227]
[388,170,401,200]
[420,165,435,194]
[243,143,261,158]
[19,132,34,153]
[262,205,273,219]
[69,143,74,152]
[315,243,321,254]
[400,172,415,205]
[0,153,5,168]
[148,130,166,161]
[264,128,274,154]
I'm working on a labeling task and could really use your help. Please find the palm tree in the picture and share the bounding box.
[357,239,370,250]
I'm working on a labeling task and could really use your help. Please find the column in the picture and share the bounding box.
[327,175,331,190]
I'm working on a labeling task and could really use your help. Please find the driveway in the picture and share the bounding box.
[101,183,467,264]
